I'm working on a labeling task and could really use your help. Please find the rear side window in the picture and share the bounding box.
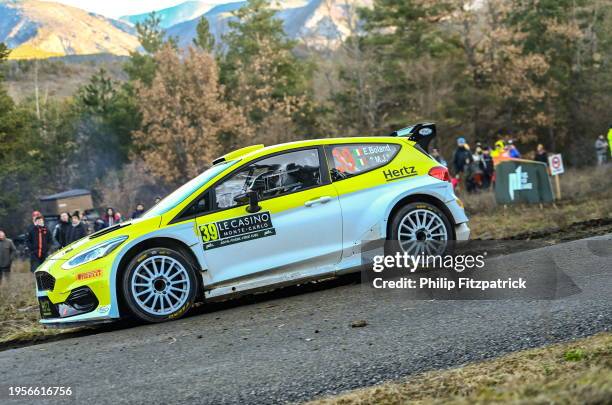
[327,143,400,181]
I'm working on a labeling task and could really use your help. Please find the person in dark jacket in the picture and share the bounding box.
[480,147,495,189]
[131,203,146,220]
[452,137,472,176]
[26,216,52,272]
[534,144,548,165]
[65,212,87,245]
[93,217,106,232]
[53,212,71,248]
[452,138,472,192]
[0,229,17,280]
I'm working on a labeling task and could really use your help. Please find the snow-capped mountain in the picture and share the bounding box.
[168,0,372,49]
[0,0,372,59]
[0,0,139,58]
[120,1,219,29]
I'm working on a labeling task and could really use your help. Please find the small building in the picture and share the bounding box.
[39,189,94,216]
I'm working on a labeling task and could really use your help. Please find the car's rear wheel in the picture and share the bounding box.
[122,247,197,323]
[388,202,452,255]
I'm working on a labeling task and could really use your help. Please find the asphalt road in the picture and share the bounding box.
[1,236,610,404]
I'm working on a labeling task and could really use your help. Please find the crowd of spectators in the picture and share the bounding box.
[0,202,153,275]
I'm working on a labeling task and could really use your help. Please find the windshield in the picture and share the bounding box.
[142,160,237,219]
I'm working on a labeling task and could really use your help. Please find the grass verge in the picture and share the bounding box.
[464,166,612,239]
[0,268,66,345]
[467,191,612,239]
[307,333,612,405]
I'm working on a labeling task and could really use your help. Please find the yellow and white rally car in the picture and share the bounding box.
[35,124,469,325]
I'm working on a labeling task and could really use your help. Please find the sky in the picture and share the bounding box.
[43,0,225,19]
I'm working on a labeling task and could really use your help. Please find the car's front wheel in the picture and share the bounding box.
[122,247,198,323]
[388,202,453,255]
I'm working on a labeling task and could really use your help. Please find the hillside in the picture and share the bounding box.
[0,0,140,58]
[2,54,128,101]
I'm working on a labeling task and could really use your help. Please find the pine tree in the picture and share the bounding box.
[334,0,460,132]
[0,43,43,233]
[0,42,9,81]
[72,70,140,182]
[124,12,177,86]
[505,0,610,160]
[0,43,9,63]
[220,0,316,142]
[193,17,216,53]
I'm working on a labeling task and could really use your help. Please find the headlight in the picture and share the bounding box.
[61,236,128,270]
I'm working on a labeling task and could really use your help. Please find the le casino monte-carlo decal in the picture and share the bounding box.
[199,212,276,250]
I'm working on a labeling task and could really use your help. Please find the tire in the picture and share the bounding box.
[388,202,453,255]
[121,247,198,323]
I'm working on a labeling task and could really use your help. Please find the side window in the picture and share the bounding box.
[181,192,212,218]
[214,149,323,209]
[327,143,400,181]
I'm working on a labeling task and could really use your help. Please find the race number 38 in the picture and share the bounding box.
[199,224,219,242]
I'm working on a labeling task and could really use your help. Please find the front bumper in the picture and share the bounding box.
[35,257,118,327]
[37,285,111,327]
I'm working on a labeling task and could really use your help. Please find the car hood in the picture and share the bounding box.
[48,216,160,261]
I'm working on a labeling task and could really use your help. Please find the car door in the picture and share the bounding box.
[194,147,343,288]
[324,143,403,267]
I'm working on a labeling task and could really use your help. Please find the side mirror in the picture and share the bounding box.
[233,189,261,213]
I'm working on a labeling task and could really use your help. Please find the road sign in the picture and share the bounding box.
[548,154,564,176]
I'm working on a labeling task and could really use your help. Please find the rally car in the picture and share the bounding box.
[35,124,469,326]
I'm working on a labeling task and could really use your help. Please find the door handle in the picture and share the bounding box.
[304,196,333,207]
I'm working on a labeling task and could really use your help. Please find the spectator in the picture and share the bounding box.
[452,137,472,176]
[26,216,52,272]
[79,212,92,235]
[430,148,447,167]
[0,229,17,279]
[453,138,473,193]
[31,210,42,223]
[103,207,121,228]
[65,212,88,245]
[595,135,608,165]
[53,212,71,248]
[93,217,106,232]
[534,144,548,165]
[467,145,485,192]
[480,147,495,189]
[131,203,146,220]
[507,139,521,158]
[491,140,507,158]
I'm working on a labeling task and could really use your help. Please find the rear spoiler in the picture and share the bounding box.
[388,122,436,150]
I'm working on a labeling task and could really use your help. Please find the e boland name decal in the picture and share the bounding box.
[199,211,276,250]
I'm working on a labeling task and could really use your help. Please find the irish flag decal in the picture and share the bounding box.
[353,148,368,169]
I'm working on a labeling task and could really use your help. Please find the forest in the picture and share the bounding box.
[0,0,611,235]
